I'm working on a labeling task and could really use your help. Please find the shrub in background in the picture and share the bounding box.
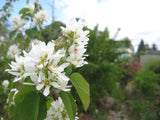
[73,26,132,112]
[133,69,159,96]
[144,58,160,74]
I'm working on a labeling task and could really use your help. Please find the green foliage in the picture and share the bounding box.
[37,93,47,120]
[70,72,90,111]
[144,57,160,74]
[14,91,39,120]
[126,100,143,118]
[9,30,17,39]
[60,91,77,120]
[141,112,155,120]
[41,21,65,43]
[126,99,156,119]
[19,8,31,19]
[111,88,125,101]
[25,27,38,39]
[13,86,48,120]
[74,26,130,111]
[15,33,23,42]
[133,69,159,96]
[93,111,109,120]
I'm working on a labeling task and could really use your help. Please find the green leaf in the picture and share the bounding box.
[8,105,15,119]
[6,2,11,6]
[25,37,30,47]
[25,29,31,37]
[21,13,32,18]
[19,8,30,15]
[37,93,47,120]
[15,85,35,106]
[31,27,38,34]
[25,27,37,39]
[60,91,77,120]
[9,30,16,39]
[15,33,23,42]
[46,96,54,109]
[14,91,39,120]
[70,72,90,111]
[64,65,73,76]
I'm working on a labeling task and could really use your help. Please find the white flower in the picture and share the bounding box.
[7,44,21,59]
[0,36,5,42]
[67,44,88,67]
[45,97,79,120]
[1,11,5,17]
[6,55,29,82]
[61,18,89,68]
[32,10,49,28]
[26,4,35,14]
[2,80,9,91]
[61,18,89,39]
[6,88,19,106]
[27,39,43,51]
[33,70,70,96]
[34,0,40,3]
[7,6,13,12]
[7,40,70,96]
[1,56,4,60]
[0,36,5,46]
[23,41,70,96]
[10,15,27,31]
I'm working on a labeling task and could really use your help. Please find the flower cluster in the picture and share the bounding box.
[26,4,35,14]
[7,44,21,59]
[1,11,5,17]
[122,60,142,74]
[10,15,27,31]
[2,80,9,92]
[61,19,89,67]
[6,18,89,97]
[45,97,78,120]
[35,0,40,3]
[10,2,49,32]
[7,5,13,12]
[32,10,49,28]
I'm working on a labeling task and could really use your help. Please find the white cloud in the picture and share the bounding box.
[56,0,160,51]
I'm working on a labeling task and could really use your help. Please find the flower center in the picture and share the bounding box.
[44,79,50,86]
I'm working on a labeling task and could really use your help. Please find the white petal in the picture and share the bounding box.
[51,82,59,88]
[57,63,69,72]
[36,84,44,90]
[13,77,22,82]
[43,86,50,96]
[23,82,35,85]
[30,75,39,84]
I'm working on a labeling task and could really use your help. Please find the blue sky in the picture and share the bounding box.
[1,0,160,52]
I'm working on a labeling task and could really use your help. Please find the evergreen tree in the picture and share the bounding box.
[137,39,145,53]
[145,44,150,51]
[152,44,157,51]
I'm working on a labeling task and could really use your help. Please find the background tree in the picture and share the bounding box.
[152,43,157,51]
[137,39,146,53]
[41,21,65,43]
[71,26,133,111]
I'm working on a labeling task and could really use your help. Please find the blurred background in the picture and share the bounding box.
[0,0,160,120]
[1,0,160,51]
